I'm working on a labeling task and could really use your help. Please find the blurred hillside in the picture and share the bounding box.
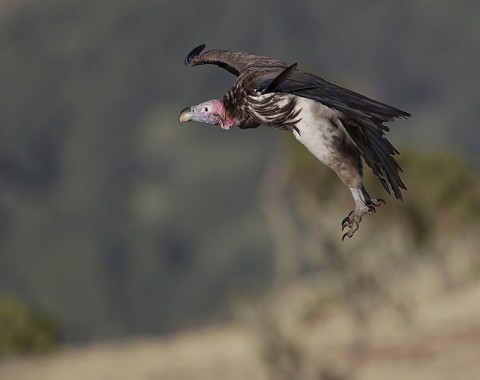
[1,280,480,380]
[0,0,479,347]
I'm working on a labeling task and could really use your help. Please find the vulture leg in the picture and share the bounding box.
[341,185,385,241]
[291,97,388,240]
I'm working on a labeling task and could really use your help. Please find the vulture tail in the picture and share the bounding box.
[344,121,407,200]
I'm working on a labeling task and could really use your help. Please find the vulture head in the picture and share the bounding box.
[178,99,237,130]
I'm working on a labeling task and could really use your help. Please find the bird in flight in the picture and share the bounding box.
[179,44,409,240]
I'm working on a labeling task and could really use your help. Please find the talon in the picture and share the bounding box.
[367,198,386,207]
[341,193,385,241]
[339,207,364,241]
[341,212,353,229]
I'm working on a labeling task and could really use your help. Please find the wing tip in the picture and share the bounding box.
[261,63,298,94]
[184,43,206,66]
[397,110,411,120]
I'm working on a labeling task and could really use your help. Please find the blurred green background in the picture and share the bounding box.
[0,0,479,354]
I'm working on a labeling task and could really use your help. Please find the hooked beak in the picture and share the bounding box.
[178,107,193,125]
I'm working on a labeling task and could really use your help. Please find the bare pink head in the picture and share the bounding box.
[178,99,237,130]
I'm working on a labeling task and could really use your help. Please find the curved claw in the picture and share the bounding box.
[341,214,352,230]
[342,223,359,241]
[367,198,386,207]
[365,198,386,214]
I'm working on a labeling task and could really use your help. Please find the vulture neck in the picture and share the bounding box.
[219,103,238,130]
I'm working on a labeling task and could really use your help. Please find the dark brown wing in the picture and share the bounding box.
[253,69,409,199]
[283,72,408,199]
[254,69,410,123]
[184,44,288,77]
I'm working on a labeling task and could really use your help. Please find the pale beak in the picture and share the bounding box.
[178,107,193,125]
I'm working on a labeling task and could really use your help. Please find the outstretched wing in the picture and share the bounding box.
[184,44,288,77]
[253,69,409,199]
[276,71,410,122]
[294,74,408,199]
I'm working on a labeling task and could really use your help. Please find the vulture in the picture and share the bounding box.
[178,44,409,240]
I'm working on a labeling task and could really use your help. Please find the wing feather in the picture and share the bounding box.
[263,70,411,122]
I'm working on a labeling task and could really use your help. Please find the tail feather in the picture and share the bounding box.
[343,120,406,200]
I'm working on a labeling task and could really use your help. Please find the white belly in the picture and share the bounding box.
[292,96,345,169]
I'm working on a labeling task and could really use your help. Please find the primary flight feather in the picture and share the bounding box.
[179,44,410,240]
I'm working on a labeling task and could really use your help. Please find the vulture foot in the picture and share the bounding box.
[341,198,385,241]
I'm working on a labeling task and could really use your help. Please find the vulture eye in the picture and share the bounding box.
[204,107,209,112]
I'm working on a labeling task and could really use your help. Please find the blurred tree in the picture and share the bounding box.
[0,295,62,356]
[0,0,479,343]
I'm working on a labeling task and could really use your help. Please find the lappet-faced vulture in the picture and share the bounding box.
[179,44,409,240]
